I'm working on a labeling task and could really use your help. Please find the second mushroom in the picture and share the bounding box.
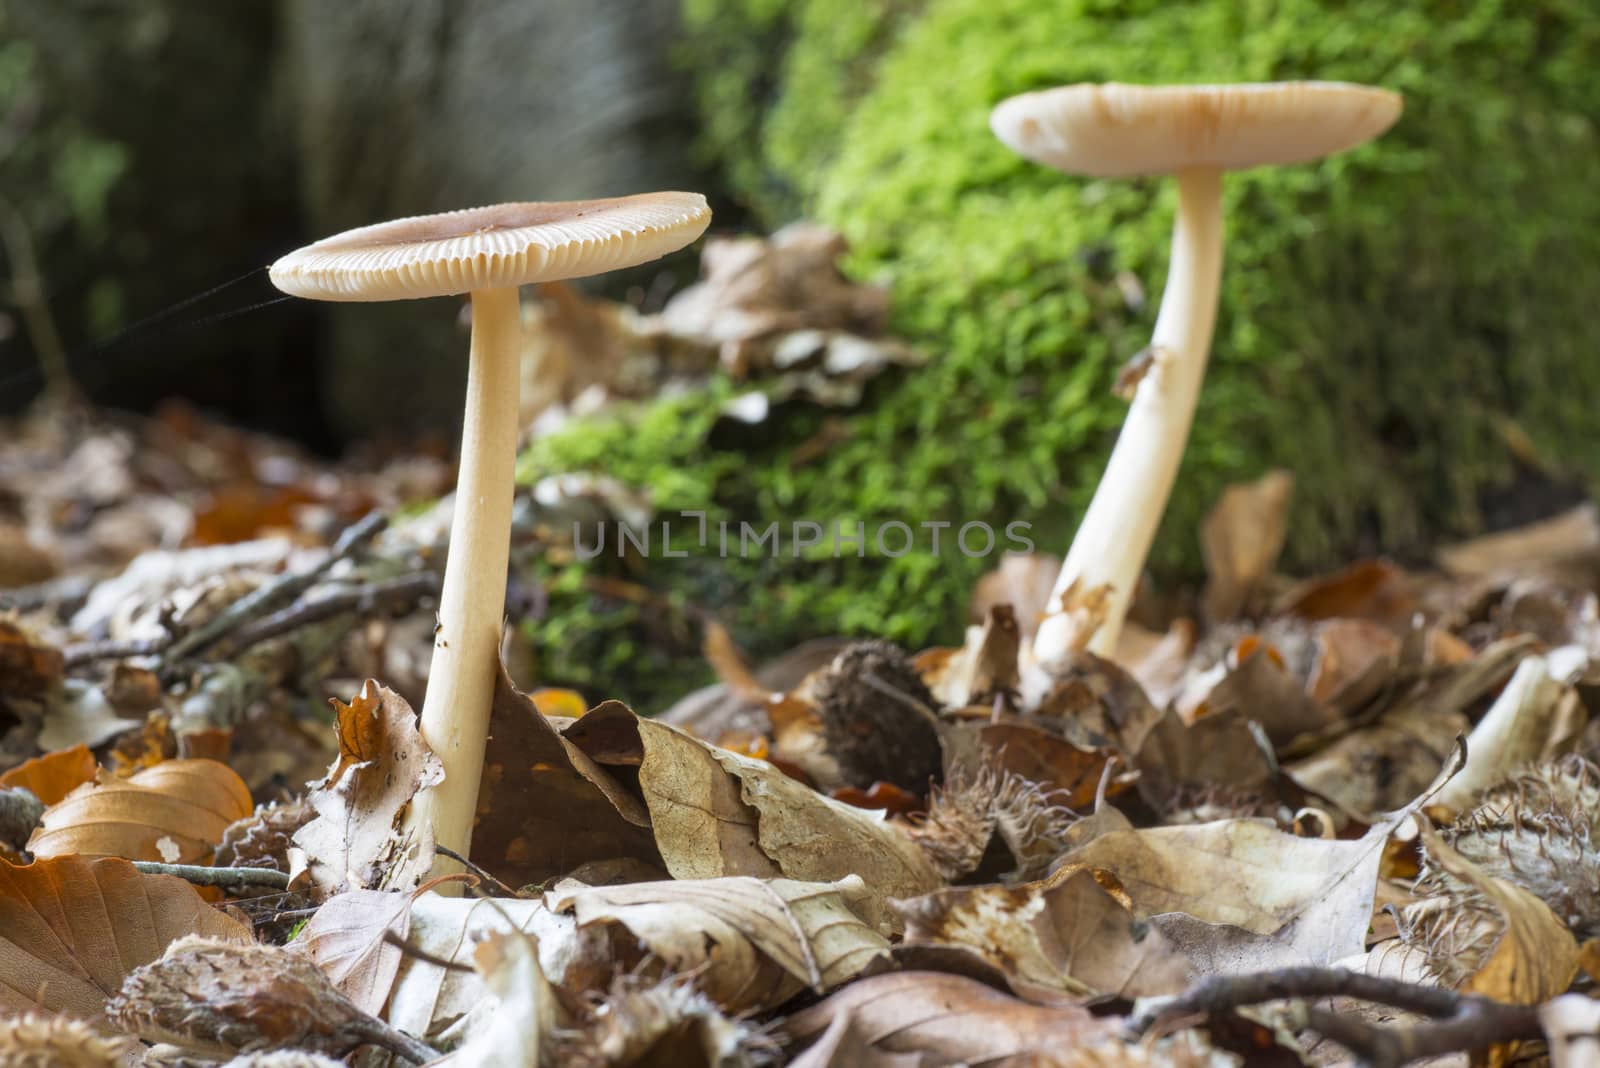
[990,81,1402,664]
[270,194,712,870]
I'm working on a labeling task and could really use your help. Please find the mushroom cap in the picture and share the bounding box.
[269,192,712,302]
[991,81,1403,178]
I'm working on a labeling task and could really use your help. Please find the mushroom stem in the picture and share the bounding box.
[406,286,522,868]
[1035,166,1224,663]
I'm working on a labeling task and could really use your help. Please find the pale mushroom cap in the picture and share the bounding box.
[991,81,1403,178]
[269,191,712,302]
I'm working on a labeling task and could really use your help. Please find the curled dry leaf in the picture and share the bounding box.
[28,758,252,863]
[1178,640,1340,746]
[895,866,1191,1003]
[549,874,890,1013]
[432,930,558,1068]
[0,620,64,698]
[970,552,1061,643]
[473,664,659,890]
[631,717,944,932]
[1432,655,1575,814]
[977,721,1112,810]
[783,970,1115,1068]
[0,743,96,805]
[1132,707,1275,813]
[0,855,249,1026]
[292,680,442,893]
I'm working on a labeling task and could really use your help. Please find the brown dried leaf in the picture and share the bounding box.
[977,723,1113,810]
[633,718,944,931]
[0,855,249,1026]
[0,744,96,806]
[1438,504,1600,582]
[1200,469,1294,622]
[970,553,1061,643]
[925,606,1022,708]
[1132,708,1275,811]
[473,666,659,890]
[550,875,889,1013]
[292,680,442,893]
[0,620,63,698]
[28,758,252,863]
[896,867,1191,1002]
[1180,641,1342,746]
[1433,655,1575,814]
[441,929,559,1068]
[298,888,414,1017]
[1275,559,1414,625]
[783,971,1114,1068]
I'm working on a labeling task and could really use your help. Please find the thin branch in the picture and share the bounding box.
[131,862,290,889]
[159,511,389,668]
[1132,966,1544,1068]
[63,634,172,668]
[221,571,438,655]
[434,844,521,899]
[346,1016,439,1066]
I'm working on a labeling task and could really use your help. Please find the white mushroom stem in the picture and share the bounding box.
[405,286,522,866]
[1035,166,1224,663]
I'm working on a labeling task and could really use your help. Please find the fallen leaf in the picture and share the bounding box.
[977,722,1113,810]
[28,759,252,863]
[1200,469,1294,622]
[1275,559,1414,625]
[434,929,558,1068]
[0,621,63,700]
[549,875,889,1013]
[1541,994,1600,1068]
[36,680,141,752]
[895,867,1191,1003]
[925,606,1023,709]
[1438,504,1600,582]
[0,855,249,1026]
[1432,655,1574,814]
[970,553,1061,643]
[292,680,442,893]
[298,888,415,1017]
[0,744,96,805]
[1180,640,1341,746]
[783,971,1114,1067]
[633,718,944,931]
[1132,707,1276,812]
[472,666,659,890]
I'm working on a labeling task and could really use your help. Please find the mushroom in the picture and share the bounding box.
[270,194,711,865]
[990,82,1401,664]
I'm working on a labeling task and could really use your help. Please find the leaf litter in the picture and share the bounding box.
[0,234,1598,1066]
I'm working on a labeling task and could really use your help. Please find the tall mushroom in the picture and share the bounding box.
[270,194,711,864]
[990,82,1401,664]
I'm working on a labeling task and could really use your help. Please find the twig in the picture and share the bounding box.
[159,511,388,668]
[435,844,521,898]
[1305,1002,1541,1068]
[1133,966,1543,1068]
[382,929,476,973]
[347,1015,439,1065]
[130,862,291,889]
[63,634,172,668]
[220,571,439,655]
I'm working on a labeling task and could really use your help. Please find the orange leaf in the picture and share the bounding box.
[529,688,588,719]
[0,746,97,806]
[28,759,252,864]
[0,622,63,698]
[0,855,249,1027]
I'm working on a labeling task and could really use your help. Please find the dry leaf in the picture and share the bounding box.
[1200,469,1293,622]
[473,667,659,890]
[977,722,1113,810]
[0,620,63,698]
[633,718,943,932]
[384,894,572,1047]
[0,744,97,805]
[895,866,1191,1003]
[28,758,252,863]
[971,553,1061,643]
[549,875,889,1013]
[1132,707,1276,812]
[292,680,442,892]
[298,888,414,1017]
[0,855,249,1026]
[432,930,558,1068]
[783,971,1114,1068]
[1275,559,1414,625]
[1432,655,1575,813]
[1180,640,1341,746]
[1057,744,1459,969]
[1438,504,1600,582]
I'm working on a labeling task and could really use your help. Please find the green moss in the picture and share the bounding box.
[528,0,1600,709]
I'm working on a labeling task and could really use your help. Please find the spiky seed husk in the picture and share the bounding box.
[1404,756,1600,984]
[0,1013,131,1068]
[802,639,945,794]
[107,936,373,1058]
[906,764,1077,882]
[561,973,778,1068]
[214,798,314,871]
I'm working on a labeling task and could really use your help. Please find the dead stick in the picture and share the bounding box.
[220,570,438,655]
[131,862,290,890]
[1131,967,1463,1029]
[1305,1003,1541,1068]
[160,510,388,667]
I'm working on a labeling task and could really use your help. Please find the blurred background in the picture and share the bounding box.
[2,0,1597,703]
